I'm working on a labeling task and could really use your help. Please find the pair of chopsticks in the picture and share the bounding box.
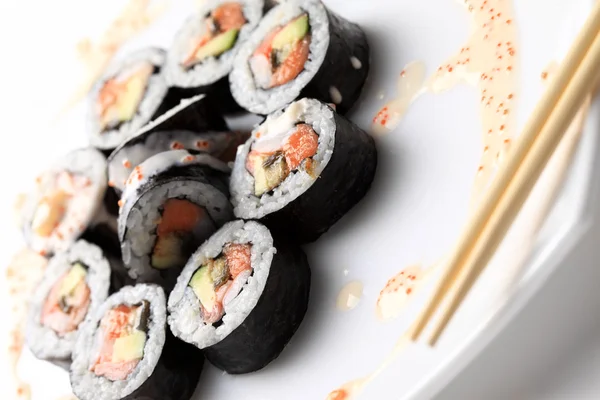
[410,2,600,346]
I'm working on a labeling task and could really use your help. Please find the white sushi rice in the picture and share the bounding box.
[229,0,330,114]
[165,0,264,88]
[26,240,111,361]
[88,48,168,150]
[230,98,335,219]
[71,284,166,400]
[168,220,276,348]
[118,151,232,283]
[21,147,108,255]
[108,129,233,193]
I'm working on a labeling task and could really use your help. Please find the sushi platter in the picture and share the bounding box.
[1,0,599,399]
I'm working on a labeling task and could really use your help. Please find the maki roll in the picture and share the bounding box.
[230,0,370,115]
[26,240,112,369]
[70,284,203,400]
[230,98,377,243]
[119,150,234,290]
[88,48,169,151]
[168,220,310,374]
[108,129,249,194]
[164,0,265,109]
[21,147,116,257]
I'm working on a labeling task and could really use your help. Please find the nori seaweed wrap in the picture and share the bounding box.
[70,284,203,400]
[26,240,112,369]
[164,0,266,112]
[229,0,370,115]
[230,98,377,243]
[168,220,310,374]
[118,150,233,291]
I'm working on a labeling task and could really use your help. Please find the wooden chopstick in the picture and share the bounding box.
[428,30,600,345]
[410,1,600,343]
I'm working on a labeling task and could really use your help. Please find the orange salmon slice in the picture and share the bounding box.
[283,124,319,170]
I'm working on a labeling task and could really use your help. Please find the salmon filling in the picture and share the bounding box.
[31,171,92,239]
[90,302,149,381]
[152,199,216,270]
[188,243,252,324]
[97,62,155,132]
[41,262,91,336]
[246,123,318,196]
[249,14,311,89]
[182,2,247,69]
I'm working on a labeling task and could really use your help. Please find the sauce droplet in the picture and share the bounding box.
[336,281,363,311]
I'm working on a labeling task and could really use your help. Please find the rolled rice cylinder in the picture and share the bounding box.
[21,147,111,257]
[108,129,249,194]
[87,48,170,151]
[164,0,265,109]
[229,0,370,115]
[70,284,203,400]
[230,98,377,243]
[26,240,111,369]
[119,150,234,290]
[168,220,310,374]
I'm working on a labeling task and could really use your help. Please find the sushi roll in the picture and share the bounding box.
[26,240,112,369]
[70,284,203,400]
[88,48,170,151]
[164,0,265,110]
[168,220,310,374]
[21,147,116,257]
[229,0,370,115]
[108,129,249,195]
[230,98,377,243]
[119,150,234,290]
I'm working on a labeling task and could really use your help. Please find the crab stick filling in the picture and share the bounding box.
[189,243,252,324]
[182,2,247,69]
[41,262,91,336]
[97,62,154,132]
[151,199,216,270]
[249,14,311,89]
[246,123,318,196]
[31,171,93,243]
[90,302,149,381]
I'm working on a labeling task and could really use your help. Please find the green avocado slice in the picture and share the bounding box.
[112,330,147,362]
[272,14,309,50]
[194,28,240,61]
[59,263,87,298]
[189,266,216,310]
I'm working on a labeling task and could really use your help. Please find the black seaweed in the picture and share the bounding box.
[145,92,229,135]
[298,7,370,115]
[168,78,243,115]
[204,241,311,374]
[261,104,377,243]
[81,225,133,293]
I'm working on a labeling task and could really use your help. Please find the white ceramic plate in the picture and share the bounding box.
[0,0,597,399]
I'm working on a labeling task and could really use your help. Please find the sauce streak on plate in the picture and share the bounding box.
[6,249,48,400]
[332,0,521,397]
